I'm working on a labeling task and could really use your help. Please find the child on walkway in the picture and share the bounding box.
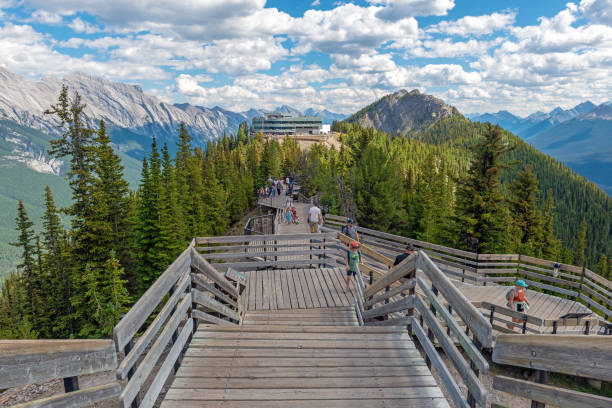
[285,207,292,225]
[345,241,363,290]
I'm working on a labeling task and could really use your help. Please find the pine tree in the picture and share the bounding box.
[41,187,75,337]
[541,189,561,260]
[597,254,609,279]
[573,218,587,266]
[93,120,133,270]
[453,124,512,253]
[44,85,95,232]
[11,201,37,318]
[159,142,184,260]
[509,166,544,255]
[352,144,398,231]
[84,251,131,337]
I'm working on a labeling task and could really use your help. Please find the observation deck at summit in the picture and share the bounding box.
[251,113,323,135]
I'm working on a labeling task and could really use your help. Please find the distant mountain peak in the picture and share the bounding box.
[345,89,458,135]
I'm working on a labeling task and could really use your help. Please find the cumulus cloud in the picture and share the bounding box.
[68,17,103,33]
[580,0,612,25]
[367,0,455,20]
[427,10,516,36]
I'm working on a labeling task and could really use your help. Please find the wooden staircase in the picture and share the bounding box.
[161,307,450,407]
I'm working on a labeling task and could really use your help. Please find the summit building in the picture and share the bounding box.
[251,113,323,136]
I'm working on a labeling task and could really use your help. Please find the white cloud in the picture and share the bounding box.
[29,10,63,24]
[290,4,418,56]
[367,0,455,20]
[68,17,102,33]
[580,0,612,25]
[0,23,168,80]
[310,0,320,6]
[406,38,502,58]
[427,10,516,36]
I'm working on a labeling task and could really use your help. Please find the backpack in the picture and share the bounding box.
[341,225,349,235]
[505,288,515,301]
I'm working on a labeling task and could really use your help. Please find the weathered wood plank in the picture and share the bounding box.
[0,340,117,389]
[196,233,335,244]
[163,387,445,401]
[480,301,542,325]
[580,293,612,316]
[139,318,193,408]
[12,383,121,408]
[585,269,612,291]
[113,244,191,351]
[365,253,416,298]
[415,296,486,406]
[191,248,239,298]
[117,272,191,380]
[119,295,191,407]
[193,309,236,325]
[193,289,240,321]
[363,296,415,320]
[200,248,330,260]
[411,319,470,408]
[191,272,239,308]
[493,335,612,381]
[364,280,415,309]
[493,375,612,408]
[162,399,450,408]
[417,277,489,374]
[418,252,493,348]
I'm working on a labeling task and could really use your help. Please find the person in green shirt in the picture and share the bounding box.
[345,240,363,290]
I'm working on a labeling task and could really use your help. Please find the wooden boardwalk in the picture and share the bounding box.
[242,268,354,312]
[162,194,450,408]
[162,309,450,408]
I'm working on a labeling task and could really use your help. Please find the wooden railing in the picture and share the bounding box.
[244,213,275,235]
[195,233,342,272]
[0,240,245,408]
[492,334,612,408]
[0,339,119,407]
[356,250,492,408]
[324,214,612,326]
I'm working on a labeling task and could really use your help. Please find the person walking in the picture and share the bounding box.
[506,280,531,330]
[277,180,282,196]
[345,241,363,290]
[341,219,360,242]
[308,202,322,233]
[394,244,416,266]
[284,206,293,225]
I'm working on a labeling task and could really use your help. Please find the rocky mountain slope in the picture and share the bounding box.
[345,89,458,135]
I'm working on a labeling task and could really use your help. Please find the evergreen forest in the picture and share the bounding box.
[2,88,611,340]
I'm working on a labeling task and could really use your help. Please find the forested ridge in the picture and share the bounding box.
[0,87,299,339]
[304,119,610,270]
[2,87,610,340]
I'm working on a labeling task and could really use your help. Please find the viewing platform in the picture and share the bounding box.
[2,184,611,408]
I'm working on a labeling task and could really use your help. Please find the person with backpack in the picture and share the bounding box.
[506,280,531,330]
[308,202,322,233]
[345,241,363,290]
[341,219,360,242]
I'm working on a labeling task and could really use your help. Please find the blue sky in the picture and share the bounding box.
[0,0,611,115]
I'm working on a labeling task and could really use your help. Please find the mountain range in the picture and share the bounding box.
[0,67,347,280]
[469,101,612,195]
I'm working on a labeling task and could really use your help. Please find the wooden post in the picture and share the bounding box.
[530,370,549,408]
[447,305,452,336]
[522,314,528,334]
[584,321,590,335]
[489,304,496,326]
[369,271,374,285]
[63,376,79,392]
[124,339,140,408]
[552,321,557,335]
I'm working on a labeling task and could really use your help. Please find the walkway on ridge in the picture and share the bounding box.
[162,190,450,408]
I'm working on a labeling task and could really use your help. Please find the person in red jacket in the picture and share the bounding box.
[506,280,531,330]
